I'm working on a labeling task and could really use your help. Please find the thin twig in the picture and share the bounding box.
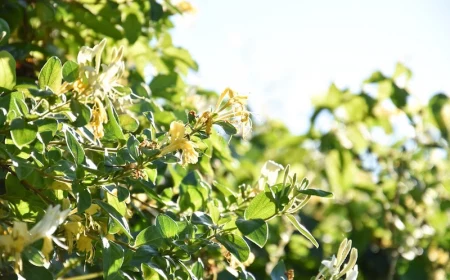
[4,167,54,205]
[60,272,103,280]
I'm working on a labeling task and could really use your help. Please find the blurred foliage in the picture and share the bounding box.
[0,1,449,280]
[237,63,450,279]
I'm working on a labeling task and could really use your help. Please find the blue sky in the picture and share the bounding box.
[172,0,450,133]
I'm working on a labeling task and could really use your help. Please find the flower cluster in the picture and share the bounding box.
[194,87,252,138]
[214,88,252,138]
[160,121,199,165]
[0,205,70,272]
[315,238,358,280]
[63,204,100,263]
[69,39,129,140]
[75,39,125,102]
[90,97,108,140]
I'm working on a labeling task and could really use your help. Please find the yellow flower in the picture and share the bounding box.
[77,234,94,262]
[176,1,196,13]
[84,204,101,216]
[90,98,108,140]
[214,88,252,138]
[0,205,69,272]
[160,121,199,165]
[64,221,83,253]
[41,236,53,260]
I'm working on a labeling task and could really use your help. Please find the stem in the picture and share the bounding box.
[60,272,103,280]
[28,100,71,121]
[86,233,136,252]
[3,167,53,205]
[386,158,405,280]
[55,258,81,279]
[48,141,119,153]
[265,218,294,274]
[387,251,399,280]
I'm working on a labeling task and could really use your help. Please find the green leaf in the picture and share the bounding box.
[156,214,178,238]
[23,260,53,280]
[429,93,450,139]
[135,225,164,247]
[216,234,250,262]
[0,91,26,121]
[23,246,46,267]
[38,56,62,93]
[236,218,268,248]
[102,238,124,280]
[215,120,237,135]
[132,246,159,265]
[71,99,91,127]
[65,129,85,165]
[0,50,16,90]
[163,47,199,73]
[207,202,220,224]
[364,71,386,83]
[178,260,198,280]
[103,98,125,141]
[0,18,10,45]
[270,260,287,280]
[149,73,184,99]
[0,107,6,126]
[77,188,91,214]
[69,5,122,39]
[10,118,37,148]
[106,190,127,216]
[123,13,141,44]
[130,179,163,203]
[286,214,319,248]
[391,83,409,108]
[296,188,333,198]
[127,135,140,160]
[142,263,168,280]
[191,259,204,279]
[119,114,139,132]
[35,118,57,144]
[150,0,164,22]
[244,192,277,220]
[114,85,133,97]
[117,186,129,202]
[191,212,214,227]
[393,62,412,81]
[179,184,209,212]
[62,60,79,82]
[95,200,132,240]
[35,2,55,23]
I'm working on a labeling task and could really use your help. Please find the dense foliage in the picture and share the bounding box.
[0,1,449,280]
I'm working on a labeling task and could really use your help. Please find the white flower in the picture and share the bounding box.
[0,205,69,272]
[29,205,70,242]
[321,255,339,276]
[261,160,284,186]
[75,39,126,101]
[345,265,358,280]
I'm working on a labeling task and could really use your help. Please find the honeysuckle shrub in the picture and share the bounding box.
[0,2,340,279]
[0,39,333,278]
